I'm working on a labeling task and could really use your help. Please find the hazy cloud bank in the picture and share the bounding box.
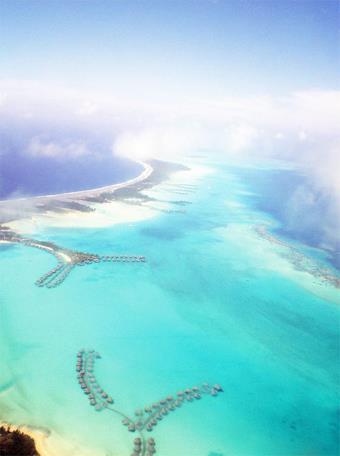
[0,80,339,253]
[28,137,91,159]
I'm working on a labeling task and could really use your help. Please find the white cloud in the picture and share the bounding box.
[113,122,261,162]
[1,78,339,201]
[226,124,259,152]
[28,137,90,159]
[1,79,339,134]
[298,130,307,142]
[76,100,98,116]
[0,79,339,248]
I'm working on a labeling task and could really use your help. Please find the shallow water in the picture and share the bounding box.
[0,157,339,456]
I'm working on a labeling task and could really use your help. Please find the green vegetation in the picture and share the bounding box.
[0,426,39,456]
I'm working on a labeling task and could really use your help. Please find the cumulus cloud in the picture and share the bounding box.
[28,137,90,159]
[1,79,338,166]
[113,125,197,161]
[113,122,261,162]
[226,124,259,152]
[283,179,340,255]
[0,78,339,250]
[109,89,340,162]
[76,100,98,116]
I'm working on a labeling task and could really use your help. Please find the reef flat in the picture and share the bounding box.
[0,156,339,456]
[0,160,187,226]
[255,225,340,290]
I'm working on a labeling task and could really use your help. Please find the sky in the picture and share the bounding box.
[0,0,339,101]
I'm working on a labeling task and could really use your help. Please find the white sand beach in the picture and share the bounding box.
[6,160,213,235]
[0,422,103,456]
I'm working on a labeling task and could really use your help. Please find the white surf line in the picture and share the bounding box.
[37,244,72,264]
[0,161,153,203]
[57,251,72,263]
[3,238,73,264]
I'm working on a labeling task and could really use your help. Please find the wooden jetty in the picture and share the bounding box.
[76,349,224,456]
[0,227,146,289]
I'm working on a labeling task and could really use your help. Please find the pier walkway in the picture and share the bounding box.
[76,349,223,456]
[0,227,146,288]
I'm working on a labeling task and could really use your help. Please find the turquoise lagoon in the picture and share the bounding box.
[0,157,339,456]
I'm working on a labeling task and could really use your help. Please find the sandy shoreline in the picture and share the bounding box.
[0,159,215,456]
[0,160,154,233]
[0,161,153,204]
[0,422,102,456]
[4,159,212,235]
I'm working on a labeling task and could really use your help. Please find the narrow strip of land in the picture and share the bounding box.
[0,161,153,203]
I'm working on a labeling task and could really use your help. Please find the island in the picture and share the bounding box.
[0,425,40,456]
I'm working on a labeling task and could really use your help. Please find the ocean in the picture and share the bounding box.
[0,156,339,456]
[0,151,142,199]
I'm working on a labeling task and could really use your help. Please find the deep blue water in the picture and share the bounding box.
[231,165,340,269]
[0,150,142,199]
